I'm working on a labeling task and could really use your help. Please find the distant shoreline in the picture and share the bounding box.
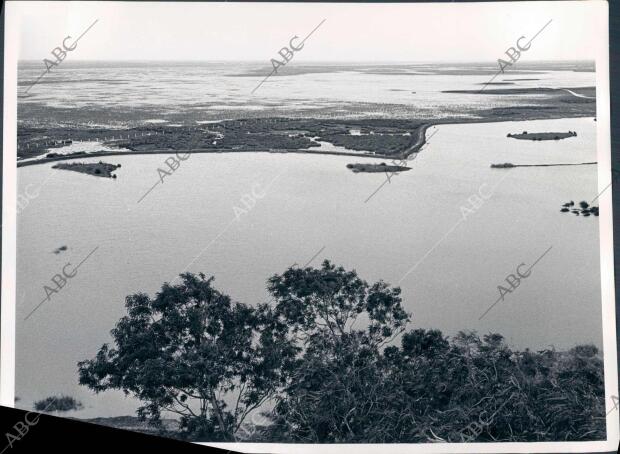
[16,115,596,168]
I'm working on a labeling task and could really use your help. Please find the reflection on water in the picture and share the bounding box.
[16,117,600,418]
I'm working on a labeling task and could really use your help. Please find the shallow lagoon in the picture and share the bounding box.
[16,117,600,417]
[18,62,595,124]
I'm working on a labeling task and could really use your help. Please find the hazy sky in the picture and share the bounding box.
[8,1,607,62]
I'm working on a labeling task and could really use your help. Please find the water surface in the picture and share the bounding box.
[16,117,600,417]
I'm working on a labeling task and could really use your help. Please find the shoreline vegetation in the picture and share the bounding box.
[442,86,595,97]
[74,262,605,443]
[17,86,595,167]
[15,115,591,168]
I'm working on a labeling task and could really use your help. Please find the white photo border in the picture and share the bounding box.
[1,2,617,453]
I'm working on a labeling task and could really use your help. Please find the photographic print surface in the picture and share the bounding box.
[1,1,618,453]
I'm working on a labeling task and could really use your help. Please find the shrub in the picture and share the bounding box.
[266,329,604,443]
[34,395,83,412]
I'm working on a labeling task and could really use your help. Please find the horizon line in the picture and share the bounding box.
[16,58,595,64]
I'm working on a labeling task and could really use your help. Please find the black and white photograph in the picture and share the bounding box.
[1,1,618,452]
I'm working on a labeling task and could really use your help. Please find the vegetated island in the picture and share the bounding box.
[491,162,596,169]
[346,162,411,173]
[52,161,121,178]
[507,131,577,141]
[477,82,515,86]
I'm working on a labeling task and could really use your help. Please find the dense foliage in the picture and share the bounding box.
[79,261,605,442]
[78,273,290,440]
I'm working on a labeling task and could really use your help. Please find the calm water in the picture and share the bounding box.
[16,117,600,417]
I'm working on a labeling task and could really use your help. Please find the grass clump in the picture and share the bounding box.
[34,395,83,413]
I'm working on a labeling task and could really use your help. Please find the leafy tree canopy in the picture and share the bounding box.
[79,262,605,443]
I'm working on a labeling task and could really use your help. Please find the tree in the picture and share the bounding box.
[263,260,412,442]
[267,260,410,347]
[78,273,285,440]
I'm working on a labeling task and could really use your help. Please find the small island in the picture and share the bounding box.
[491,161,596,169]
[52,161,121,178]
[507,131,577,141]
[346,163,411,173]
[478,82,515,86]
[560,200,599,217]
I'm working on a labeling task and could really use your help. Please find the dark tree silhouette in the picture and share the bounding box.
[79,263,605,443]
[78,273,288,440]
